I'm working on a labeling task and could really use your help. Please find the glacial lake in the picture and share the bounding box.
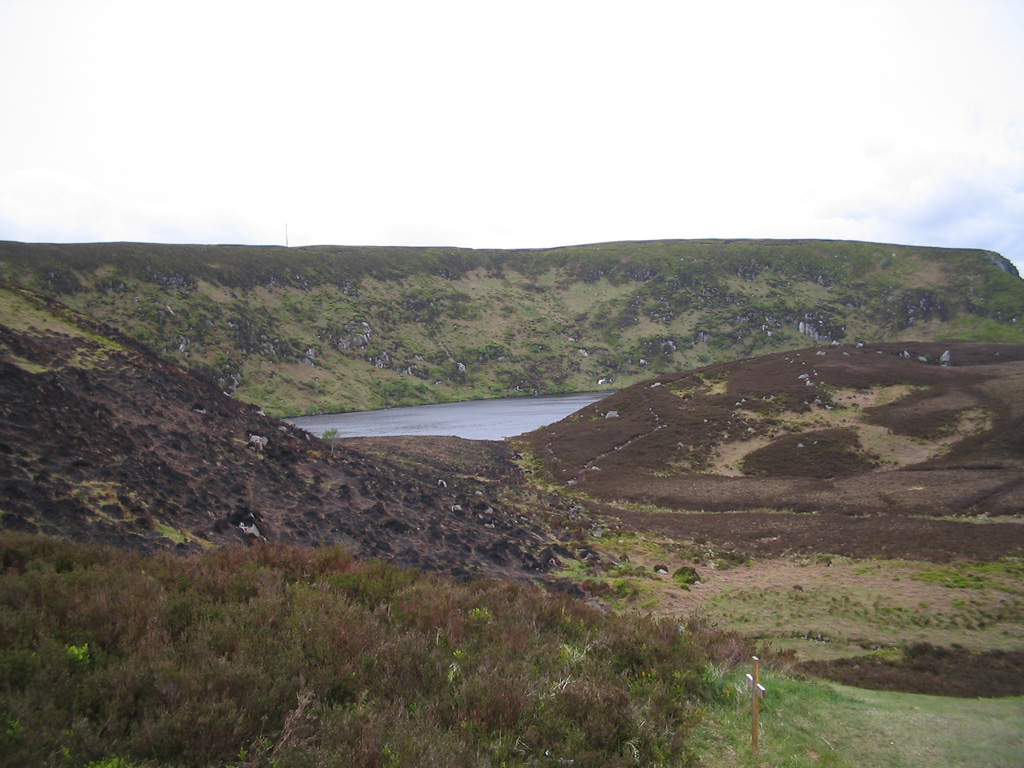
[286,391,614,441]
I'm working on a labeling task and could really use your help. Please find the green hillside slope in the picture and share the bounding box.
[1,239,1021,417]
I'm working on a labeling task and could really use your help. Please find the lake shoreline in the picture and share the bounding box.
[286,391,614,441]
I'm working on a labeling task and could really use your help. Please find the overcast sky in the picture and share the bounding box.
[2,0,1023,274]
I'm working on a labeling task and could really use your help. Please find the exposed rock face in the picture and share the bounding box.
[986,250,1020,277]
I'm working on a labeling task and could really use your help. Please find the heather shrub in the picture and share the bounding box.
[0,533,712,766]
[740,428,878,478]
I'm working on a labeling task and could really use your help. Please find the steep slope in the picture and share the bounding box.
[0,285,570,580]
[516,341,1024,561]
[1,239,1021,417]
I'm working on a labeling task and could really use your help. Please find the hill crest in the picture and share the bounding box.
[1,238,1021,417]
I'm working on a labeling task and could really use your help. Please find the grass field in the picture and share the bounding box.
[554,532,1024,658]
[553,531,1024,766]
[694,670,1024,767]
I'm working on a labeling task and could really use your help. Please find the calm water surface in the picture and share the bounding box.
[286,391,613,441]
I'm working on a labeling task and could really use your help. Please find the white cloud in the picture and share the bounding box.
[0,0,1022,275]
[0,169,124,242]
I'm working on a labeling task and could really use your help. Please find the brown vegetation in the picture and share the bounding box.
[517,341,1024,559]
[0,286,568,582]
[0,534,722,767]
[516,341,1024,699]
[798,643,1024,698]
[2,283,1023,715]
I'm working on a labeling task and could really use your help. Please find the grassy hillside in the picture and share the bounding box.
[694,671,1024,768]
[1,239,1021,417]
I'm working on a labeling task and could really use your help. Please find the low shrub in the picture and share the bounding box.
[673,566,702,588]
[0,533,715,767]
[740,428,878,478]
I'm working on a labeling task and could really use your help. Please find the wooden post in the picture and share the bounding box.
[746,656,767,755]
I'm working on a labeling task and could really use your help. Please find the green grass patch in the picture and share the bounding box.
[695,668,1024,767]
[152,522,211,548]
[911,559,1024,592]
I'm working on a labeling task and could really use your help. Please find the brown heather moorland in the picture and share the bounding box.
[0,285,572,582]
[515,340,1024,699]
[517,341,1024,553]
[2,279,1024,766]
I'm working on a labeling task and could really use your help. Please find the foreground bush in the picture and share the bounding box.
[0,534,713,767]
